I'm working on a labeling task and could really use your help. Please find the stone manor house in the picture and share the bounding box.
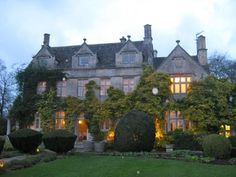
[30,24,208,142]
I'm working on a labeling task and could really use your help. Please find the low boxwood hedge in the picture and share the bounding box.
[8,129,42,154]
[168,129,202,150]
[43,130,76,154]
[228,136,236,147]
[0,136,5,154]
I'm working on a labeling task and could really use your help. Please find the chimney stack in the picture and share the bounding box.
[144,24,152,43]
[197,35,207,65]
[120,36,127,43]
[43,33,50,46]
[153,50,158,58]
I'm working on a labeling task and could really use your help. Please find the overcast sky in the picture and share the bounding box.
[0,0,236,68]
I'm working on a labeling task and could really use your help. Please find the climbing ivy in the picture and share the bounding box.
[64,96,85,132]
[10,65,65,128]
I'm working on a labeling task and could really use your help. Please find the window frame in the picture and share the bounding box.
[78,55,89,66]
[123,78,135,94]
[100,79,111,96]
[56,80,67,97]
[55,111,65,129]
[37,81,47,94]
[170,76,192,94]
[122,52,136,64]
[78,79,88,97]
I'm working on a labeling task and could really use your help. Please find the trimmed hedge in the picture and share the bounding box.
[0,118,7,136]
[168,129,202,150]
[0,136,5,154]
[228,136,236,147]
[8,129,42,154]
[114,110,155,152]
[43,130,77,154]
[202,134,231,159]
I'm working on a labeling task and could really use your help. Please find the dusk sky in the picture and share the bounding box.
[0,0,236,68]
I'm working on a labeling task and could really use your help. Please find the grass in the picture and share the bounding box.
[1,153,236,177]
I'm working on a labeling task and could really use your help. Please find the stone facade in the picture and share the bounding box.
[31,24,208,138]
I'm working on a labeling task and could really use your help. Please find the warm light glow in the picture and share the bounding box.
[155,119,163,139]
[37,148,40,153]
[78,120,82,124]
[0,160,5,168]
[225,125,230,131]
[220,125,231,138]
[106,131,115,141]
[170,76,192,94]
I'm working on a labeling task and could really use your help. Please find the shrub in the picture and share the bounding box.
[0,118,7,136]
[0,137,5,154]
[3,138,14,151]
[202,134,231,159]
[228,136,236,147]
[168,129,202,150]
[43,130,77,154]
[114,110,155,152]
[8,129,42,154]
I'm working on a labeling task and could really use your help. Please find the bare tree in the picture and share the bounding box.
[0,60,15,119]
[209,52,236,83]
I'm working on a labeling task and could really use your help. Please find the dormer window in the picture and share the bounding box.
[38,57,50,67]
[79,56,89,66]
[122,53,136,64]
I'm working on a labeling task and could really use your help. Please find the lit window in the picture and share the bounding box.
[55,111,65,129]
[167,111,185,131]
[57,81,67,97]
[79,56,89,66]
[78,80,88,97]
[123,78,134,94]
[220,125,231,138]
[37,81,47,94]
[100,79,111,96]
[100,119,112,132]
[170,76,192,94]
[122,53,136,64]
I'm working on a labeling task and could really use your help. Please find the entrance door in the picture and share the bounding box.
[75,119,88,142]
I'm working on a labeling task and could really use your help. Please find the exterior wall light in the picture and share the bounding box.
[152,87,158,95]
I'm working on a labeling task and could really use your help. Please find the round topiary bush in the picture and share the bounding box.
[43,130,77,154]
[8,129,42,153]
[0,136,5,154]
[114,110,155,152]
[202,134,231,159]
[168,129,202,150]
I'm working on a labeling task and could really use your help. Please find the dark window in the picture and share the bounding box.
[79,56,89,66]
[122,53,136,64]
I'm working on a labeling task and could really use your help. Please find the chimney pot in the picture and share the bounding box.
[120,36,126,43]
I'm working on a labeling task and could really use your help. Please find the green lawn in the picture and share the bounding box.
[2,154,236,177]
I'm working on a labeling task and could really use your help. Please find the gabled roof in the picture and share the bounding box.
[47,40,147,69]
[154,44,209,73]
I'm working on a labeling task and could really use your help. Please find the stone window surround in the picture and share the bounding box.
[37,81,47,94]
[170,75,192,94]
[55,111,65,129]
[100,78,111,96]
